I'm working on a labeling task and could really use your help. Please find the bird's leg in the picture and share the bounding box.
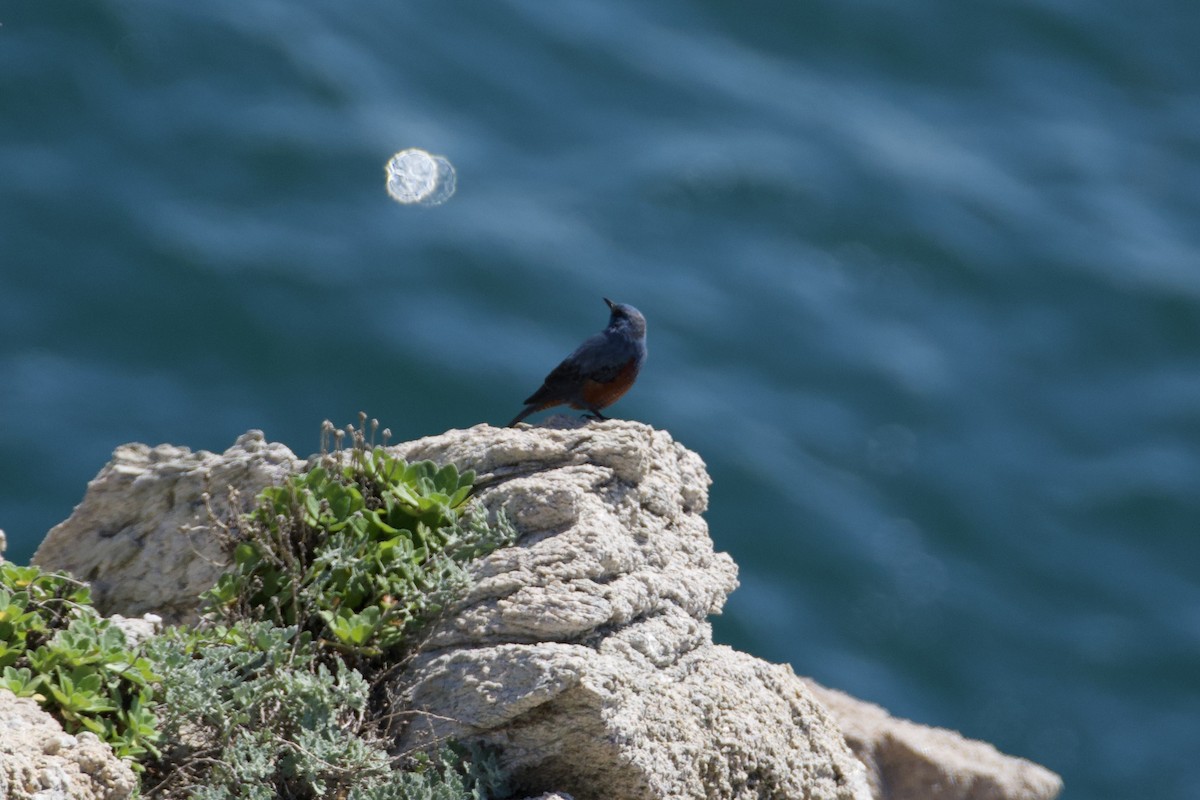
[582,409,609,421]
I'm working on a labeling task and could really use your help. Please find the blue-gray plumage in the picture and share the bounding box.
[508,298,647,427]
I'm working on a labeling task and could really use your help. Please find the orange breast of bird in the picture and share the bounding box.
[575,357,640,410]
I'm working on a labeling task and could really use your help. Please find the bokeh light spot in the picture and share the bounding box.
[385,148,456,206]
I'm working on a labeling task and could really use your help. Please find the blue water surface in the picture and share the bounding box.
[2,2,1198,797]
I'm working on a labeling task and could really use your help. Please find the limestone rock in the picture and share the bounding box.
[803,681,1064,800]
[389,419,733,652]
[106,613,164,647]
[29,418,1063,800]
[32,431,301,623]
[390,418,871,800]
[0,689,137,800]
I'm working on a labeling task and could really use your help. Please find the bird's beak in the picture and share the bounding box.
[604,297,615,310]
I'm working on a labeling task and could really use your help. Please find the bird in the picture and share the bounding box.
[508,298,647,427]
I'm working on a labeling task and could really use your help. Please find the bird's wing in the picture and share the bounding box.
[521,332,636,405]
[521,357,586,405]
[566,332,639,383]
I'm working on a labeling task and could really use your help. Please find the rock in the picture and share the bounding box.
[389,420,732,651]
[106,613,164,647]
[802,681,1064,800]
[32,431,301,623]
[389,418,871,800]
[29,418,1063,800]
[0,689,137,800]
[402,640,873,800]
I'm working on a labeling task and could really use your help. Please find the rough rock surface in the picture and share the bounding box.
[107,613,164,647]
[30,419,1063,800]
[803,681,1064,800]
[389,419,870,800]
[0,689,137,800]
[33,431,301,622]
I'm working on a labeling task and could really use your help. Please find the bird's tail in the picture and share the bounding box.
[507,405,537,427]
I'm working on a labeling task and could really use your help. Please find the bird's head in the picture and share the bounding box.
[604,297,647,339]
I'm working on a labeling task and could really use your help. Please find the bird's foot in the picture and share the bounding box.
[582,410,609,422]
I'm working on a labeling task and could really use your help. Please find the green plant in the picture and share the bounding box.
[0,562,161,765]
[143,416,518,798]
[349,744,511,800]
[204,418,514,663]
[144,621,388,799]
[144,620,510,800]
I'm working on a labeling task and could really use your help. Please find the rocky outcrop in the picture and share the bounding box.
[28,419,1063,800]
[803,681,1063,800]
[0,689,137,800]
[32,432,301,622]
[385,422,869,800]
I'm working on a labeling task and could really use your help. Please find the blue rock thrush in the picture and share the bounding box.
[508,298,647,427]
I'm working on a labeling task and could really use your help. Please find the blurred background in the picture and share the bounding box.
[2,1,1198,797]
